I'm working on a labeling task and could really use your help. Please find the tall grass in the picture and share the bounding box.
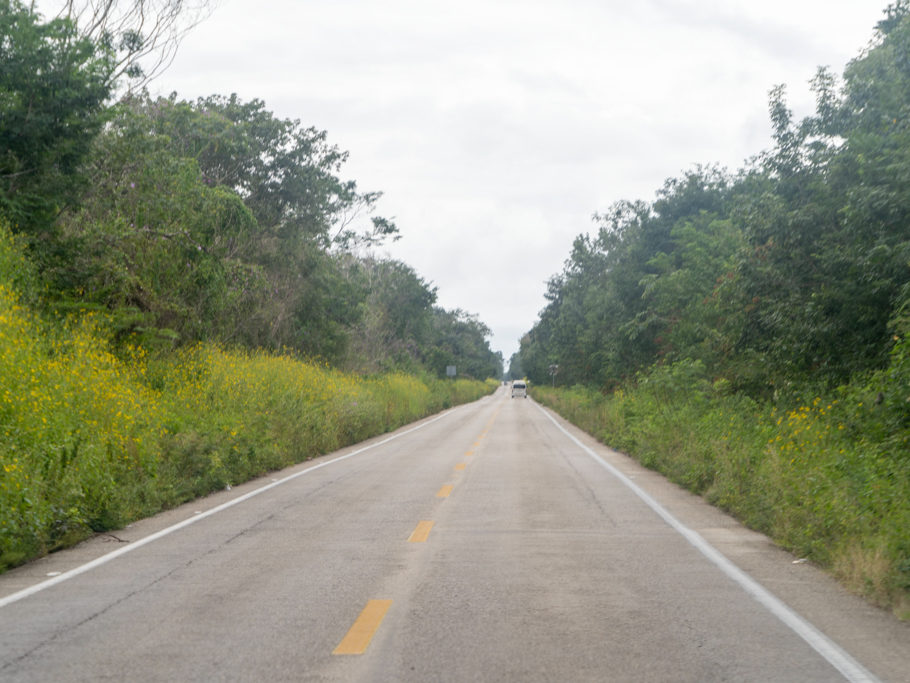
[534,358,910,618]
[0,223,494,570]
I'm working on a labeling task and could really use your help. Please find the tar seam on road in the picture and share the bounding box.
[0,407,464,610]
[533,400,881,683]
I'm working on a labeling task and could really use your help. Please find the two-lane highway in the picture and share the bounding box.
[1,387,907,681]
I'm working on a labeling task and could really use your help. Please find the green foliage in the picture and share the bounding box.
[0,1,114,237]
[0,220,36,301]
[521,169,732,388]
[38,91,498,373]
[726,9,910,393]
[50,102,264,346]
[506,351,524,380]
[425,308,503,380]
[47,94,370,358]
[139,92,397,249]
[346,259,437,372]
[521,7,910,397]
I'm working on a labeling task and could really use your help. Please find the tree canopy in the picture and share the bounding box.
[519,3,910,398]
[0,0,114,236]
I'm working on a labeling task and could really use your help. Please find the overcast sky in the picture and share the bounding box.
[155,0,886,364]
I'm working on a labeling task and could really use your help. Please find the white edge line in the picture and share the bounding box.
[0,408,459,609]
[533,401,880,683]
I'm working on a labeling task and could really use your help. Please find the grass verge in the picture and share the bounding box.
[532,358,910,619]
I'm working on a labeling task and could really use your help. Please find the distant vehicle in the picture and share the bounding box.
[511,380,527,398]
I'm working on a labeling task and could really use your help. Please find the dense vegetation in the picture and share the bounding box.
[1,1,502,379]
[0,221,495,568]
[518,4,910,615]
[0,0,499,568]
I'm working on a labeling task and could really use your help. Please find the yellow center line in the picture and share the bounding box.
[464,450,474,457]
[436,484,454,498]
[408,520,434,543]
[333,600,393,655]
[454,463,466,471]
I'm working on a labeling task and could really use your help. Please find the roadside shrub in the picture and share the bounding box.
[0,222,494,570]
[534,355,910,617]
[0,225,164,565]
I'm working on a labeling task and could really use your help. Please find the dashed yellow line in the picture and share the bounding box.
[408,520,434,543]
[333,600,393,655]
[436,484,454,498]
[454,463,466,471]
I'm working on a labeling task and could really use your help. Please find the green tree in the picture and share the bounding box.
[52,100,264,346]
[520,3,910,397]
[52,93,396,359]
[506,351,523,380]
[138,93,398,250]
[427,308,501,380]
[0,1,113,238]
[639,213,743,370]
[521,169,732,389]
[346,259,437,372]
[726,5,910,393]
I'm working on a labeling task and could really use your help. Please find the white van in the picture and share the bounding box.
[511,380,527,398]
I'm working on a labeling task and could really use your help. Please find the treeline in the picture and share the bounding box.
[519,3,910,398]
[0,0,501,380]
[517,4,910,613]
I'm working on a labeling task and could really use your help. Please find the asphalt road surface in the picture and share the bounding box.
[1,387,908,682]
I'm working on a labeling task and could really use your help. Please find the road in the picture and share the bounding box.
[1,387,907,682]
